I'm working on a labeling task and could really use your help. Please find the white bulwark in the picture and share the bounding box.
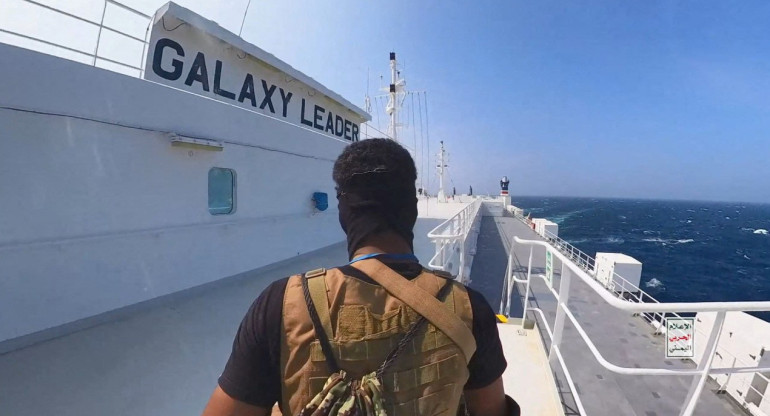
[0,2,370,348]
[144,3,369,141]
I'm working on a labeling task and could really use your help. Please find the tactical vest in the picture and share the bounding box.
[279,266,474,416]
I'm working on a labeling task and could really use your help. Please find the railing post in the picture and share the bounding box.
[459,237,466,283]
[500,250,511,315]
[520,246,533,327]
[93,0,108,66]
[549,262,572,361]
[679,311,727,416]
[139,17,152,78]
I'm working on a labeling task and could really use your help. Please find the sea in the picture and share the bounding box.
[513,197,770,321]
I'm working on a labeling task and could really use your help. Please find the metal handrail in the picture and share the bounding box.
[512,212,738,337]
[427,199,482,282]
[2,0,151,74]
[505,236,770,416]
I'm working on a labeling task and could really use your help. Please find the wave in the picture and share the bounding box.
[605,236,624,244]
[643,237,694,245]
[755,229,768,235]
[642,230,658,235]
[567,238,589,244]
[645,278,664,289]
[643,237,666,243]
[548,208,593,225]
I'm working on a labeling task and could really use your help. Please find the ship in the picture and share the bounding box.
[1,2,769,415]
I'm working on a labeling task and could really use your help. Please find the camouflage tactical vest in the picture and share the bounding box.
[279,266,474,416]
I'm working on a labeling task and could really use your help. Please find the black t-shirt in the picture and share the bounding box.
[218,260,508,408]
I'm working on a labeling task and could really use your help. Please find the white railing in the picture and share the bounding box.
[501,236,770,416]
[541,228,595,274]
[427,199,482,283]
[511,212,687,335]
[0,0,152,76]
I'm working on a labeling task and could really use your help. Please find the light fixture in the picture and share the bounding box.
[169,134,223,151]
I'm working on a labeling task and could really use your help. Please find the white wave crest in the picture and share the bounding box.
[755,229,769,235]
[606,236,624,244]
[643,237,694,245]
[643,237,666,243]
[645,278,664,288]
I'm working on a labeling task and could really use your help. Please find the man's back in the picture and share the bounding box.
[280,265,473,414]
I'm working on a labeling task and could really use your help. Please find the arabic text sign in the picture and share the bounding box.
[666,317,695,358]
[545,250,553,288]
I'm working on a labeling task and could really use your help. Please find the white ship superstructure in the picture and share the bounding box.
[1,2,770,416]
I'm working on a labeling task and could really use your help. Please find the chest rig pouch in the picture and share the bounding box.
[296,259,476,416]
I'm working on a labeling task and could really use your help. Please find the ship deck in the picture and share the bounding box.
[0,218,442,415]
[0,203,751,415]
[486,215,747,416]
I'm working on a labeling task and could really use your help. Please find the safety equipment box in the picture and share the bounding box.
[594,252,642,291]
[533,218,558,238]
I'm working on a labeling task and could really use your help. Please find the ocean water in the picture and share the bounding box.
[514,197,770,321]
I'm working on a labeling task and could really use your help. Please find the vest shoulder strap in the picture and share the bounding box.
[350,258,477,363]
[305,269,334,339]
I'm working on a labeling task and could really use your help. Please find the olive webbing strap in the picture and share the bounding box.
[351,258,477,363]
[306,274,334,340]
[375,280,453,378]
[301,273,340,373]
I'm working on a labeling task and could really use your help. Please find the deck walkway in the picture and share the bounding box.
[0,218,442,415]
[495,215,746,416]
[470,215,564,414]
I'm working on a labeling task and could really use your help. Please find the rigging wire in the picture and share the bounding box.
[373,95,382,133]
[162,16,186,31]
[360,122,392,140]
[416,92,425,193]
[238,0,252,37]
[425,91,431,194]
[410,92,418,169]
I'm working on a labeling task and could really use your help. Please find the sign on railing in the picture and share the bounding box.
[545,249,553,288]
[504,235,770,416]
[666,318,695,358]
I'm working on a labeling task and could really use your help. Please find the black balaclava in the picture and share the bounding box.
[337,171,418,260]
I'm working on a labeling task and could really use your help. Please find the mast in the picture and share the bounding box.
[385,52,405,142]
[437,140,448,202]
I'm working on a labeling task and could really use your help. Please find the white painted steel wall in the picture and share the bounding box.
[694,311,770,413]
[0,43,350,344]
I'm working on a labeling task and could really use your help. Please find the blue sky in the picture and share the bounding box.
[240,0,770,203]
[5,0,770,202]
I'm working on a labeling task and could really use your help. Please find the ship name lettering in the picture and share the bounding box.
[152,38,357,141]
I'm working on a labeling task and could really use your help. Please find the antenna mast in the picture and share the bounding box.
[437,140,448,202]
[385,52,405,142]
